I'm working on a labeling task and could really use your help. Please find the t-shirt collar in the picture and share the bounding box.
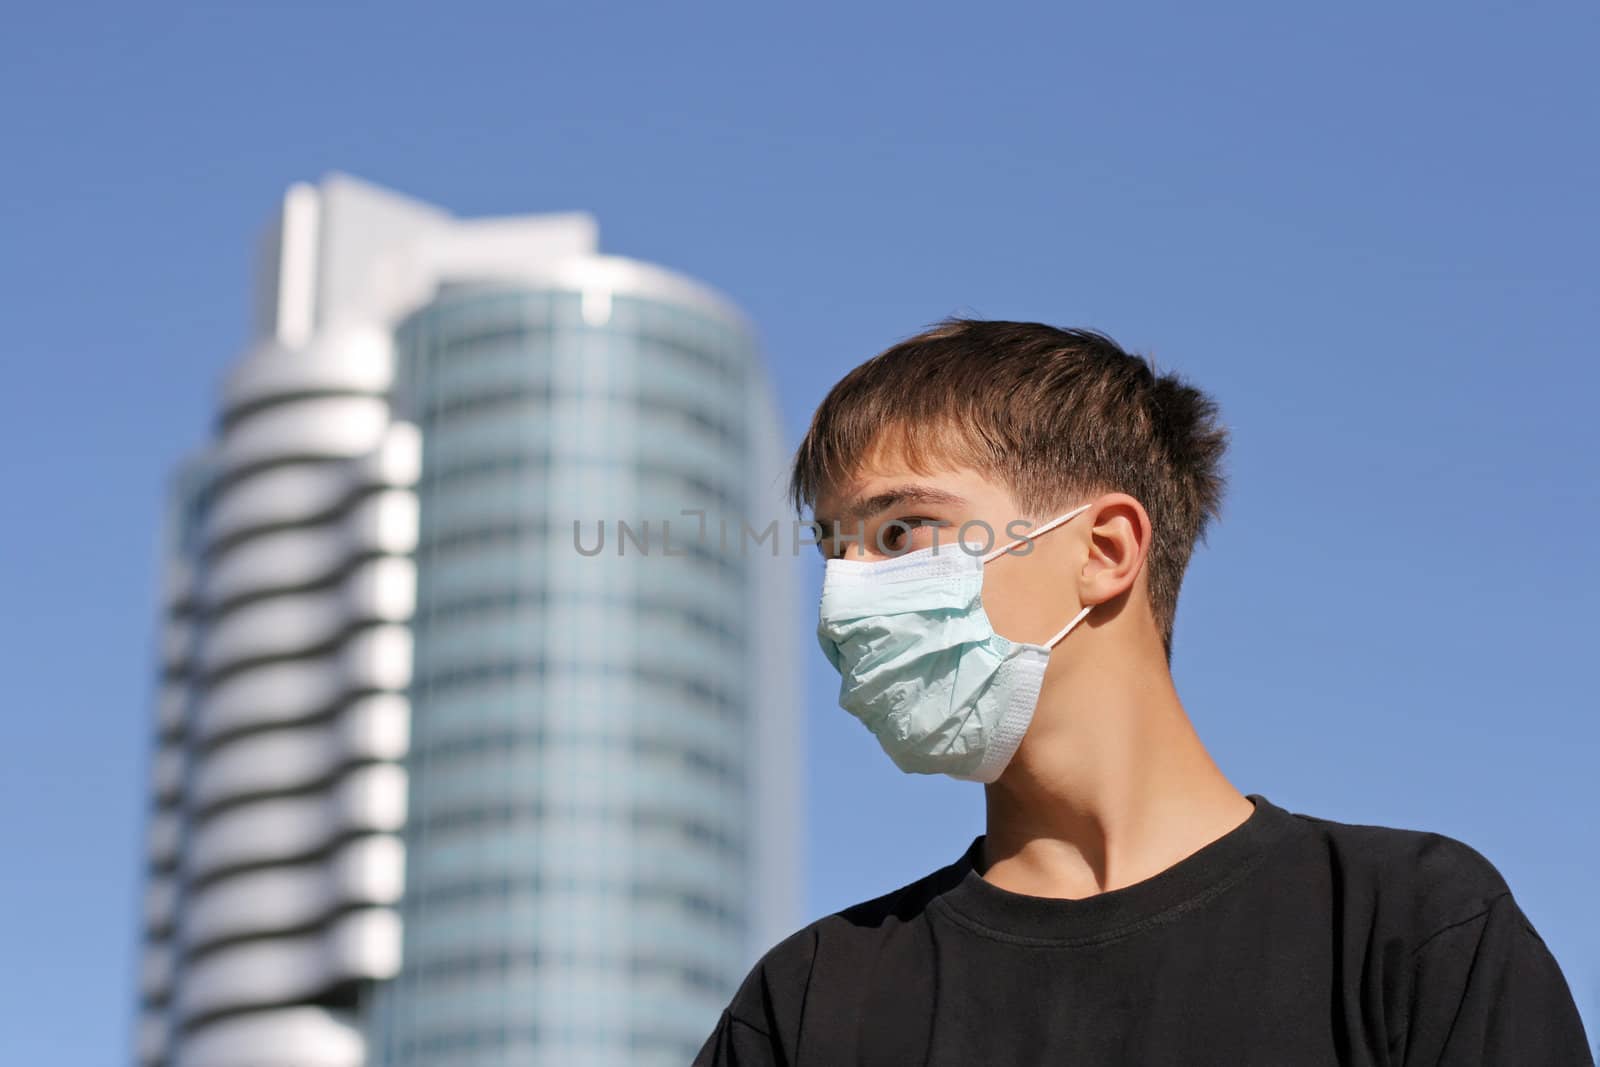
[933,793,1296,945]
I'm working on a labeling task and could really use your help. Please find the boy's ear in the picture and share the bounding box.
[1079,494,1151,605]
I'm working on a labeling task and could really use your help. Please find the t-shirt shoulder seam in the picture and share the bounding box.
[791,924,820,1042]
[1408,889,1511,961]
[724,1009,773,1039]
[1291,814,1511,903]
[829,855,970,926]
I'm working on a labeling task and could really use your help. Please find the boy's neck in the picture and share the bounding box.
[980,647,1253,901]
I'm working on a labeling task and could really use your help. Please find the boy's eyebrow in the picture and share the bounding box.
[815,485,970,532]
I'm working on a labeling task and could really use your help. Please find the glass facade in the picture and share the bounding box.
[372,283,760,1067]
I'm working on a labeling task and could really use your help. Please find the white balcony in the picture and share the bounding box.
[173,909,401,1023]
[201,490,418,607]
[183,763,406,880]
[179,835,404,951]
[189,693,408,811]
[173,1005,365,1067]
[192,625,412,741]
[196,557,415,674]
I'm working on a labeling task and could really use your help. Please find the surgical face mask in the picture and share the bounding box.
[816,504,1094,783]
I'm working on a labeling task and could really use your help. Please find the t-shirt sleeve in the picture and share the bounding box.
[692,1008,785,1067]
[692,926,817,1067]
[1402,890,1594,1065]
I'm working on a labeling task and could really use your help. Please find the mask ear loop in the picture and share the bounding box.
[980,503,1094,564]
[980,503,1096,649]
[1044,604,1093,649]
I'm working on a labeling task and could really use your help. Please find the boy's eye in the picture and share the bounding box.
[822,517,943,559]
[880,517,932,552]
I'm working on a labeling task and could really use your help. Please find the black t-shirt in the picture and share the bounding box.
[694,794,1592,1066]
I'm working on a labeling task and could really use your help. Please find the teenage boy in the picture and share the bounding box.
[694,319,1592,1066]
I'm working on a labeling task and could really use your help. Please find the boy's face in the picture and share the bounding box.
[813,441,1090,652]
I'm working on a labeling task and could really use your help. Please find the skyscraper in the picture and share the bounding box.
[136,174,802,1067]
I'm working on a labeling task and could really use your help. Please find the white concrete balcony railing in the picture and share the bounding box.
[179,834,404,952]
[204,463,353,547]
[192,624,412,742]
[189,693,408,811]
[150,740,185,805]
[140,938,175,999]
[183,763,407,881]
[215,394,391,478]
[156,680,189,735]
[196,556,415,674]
[136,1007,170,1067]
[163,556,196,612]
[147,809,182,868]
[339,622,415,693]
[201,422,421,549]
[173,908,401,1024]
[219,325,393,419]
[201,490,418,608]
[173,1005,365,1067]
[162,617,194,673]
[144,874,178,935]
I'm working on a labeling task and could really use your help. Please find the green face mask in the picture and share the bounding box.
[816,505,1094,782]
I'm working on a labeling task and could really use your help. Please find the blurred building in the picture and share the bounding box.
[136,173,802,1067]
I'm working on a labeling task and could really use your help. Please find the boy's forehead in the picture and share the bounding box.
[814,478,972,528]
[810,431,1026,526]
[814,436,921,515]
[813,454,1001,527]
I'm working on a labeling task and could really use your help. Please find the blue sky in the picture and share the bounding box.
[2,2,1595,1061]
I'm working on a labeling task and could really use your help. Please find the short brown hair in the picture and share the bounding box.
[790,318,1228,659]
